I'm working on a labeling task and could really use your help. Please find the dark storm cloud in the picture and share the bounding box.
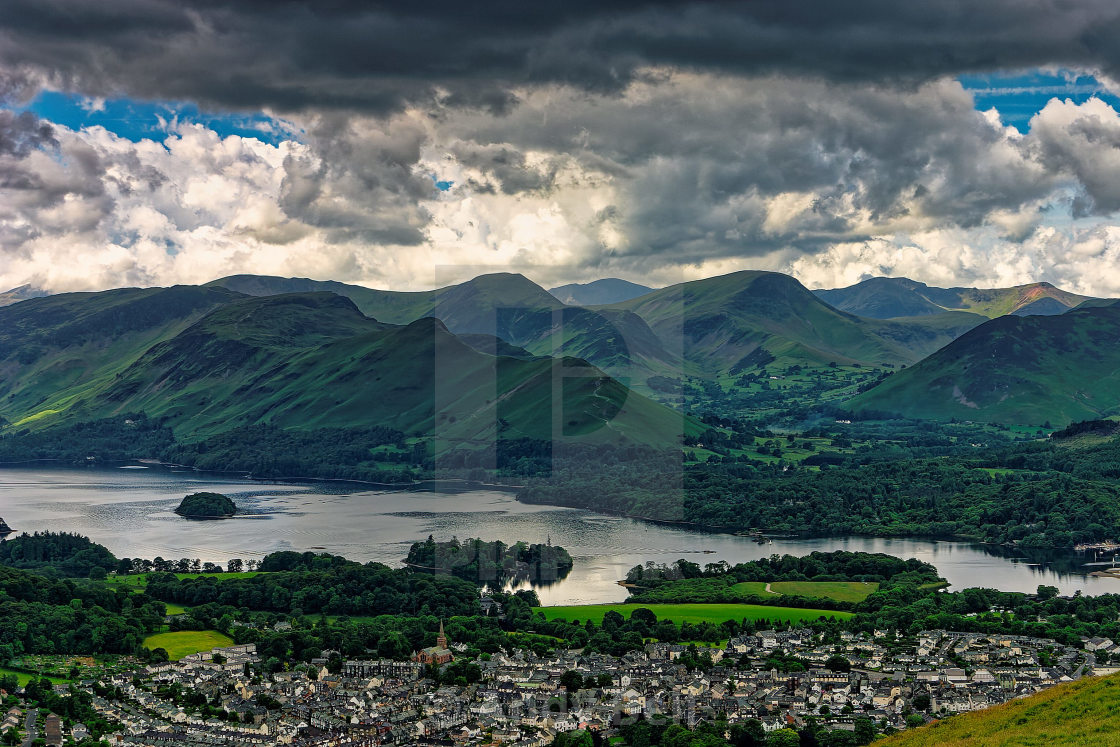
[3,0,1120,113]
[278,114,436,245]
[435,76,1054,263]
[0,110,56,157]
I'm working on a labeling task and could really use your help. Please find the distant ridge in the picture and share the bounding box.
[549,278,654,306]
[0,284,49,307]
[209,270,988,386]
[814,277,1097,319]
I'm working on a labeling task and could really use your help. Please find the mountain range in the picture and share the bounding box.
[210,270,987,387]
[814,277,1098,319]
[0,286,694,449]
[2,269,1118,433]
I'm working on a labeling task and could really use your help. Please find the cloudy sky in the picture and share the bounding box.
[5,1,1120,295]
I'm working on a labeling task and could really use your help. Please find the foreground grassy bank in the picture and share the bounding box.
[881,672,1120,746]
[536,603,853,626]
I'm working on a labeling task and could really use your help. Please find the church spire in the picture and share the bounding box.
[437,620,448,650]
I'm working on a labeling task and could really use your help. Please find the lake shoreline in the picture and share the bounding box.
[0,465,1115,603]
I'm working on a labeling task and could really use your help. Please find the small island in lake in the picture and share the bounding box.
[174,492,238,519]
[0,516,12,534]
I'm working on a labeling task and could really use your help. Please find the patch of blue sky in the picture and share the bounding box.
[433,178,454,191]
[14,90,299,146]
[959,69,1120,132]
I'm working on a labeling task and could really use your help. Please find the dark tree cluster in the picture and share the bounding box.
[0,532,118,578]
[405,536,574,585]
[0,565,165,659]
[145,553,482,619]
[174,492,237,518]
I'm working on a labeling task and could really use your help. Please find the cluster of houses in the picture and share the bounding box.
[1,627,1111,747]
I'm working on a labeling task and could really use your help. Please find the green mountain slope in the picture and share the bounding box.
[881,672,1120,747]
[851,305,1120,425]
[0,291,694,448]
[607,271,985,375]
[0,286,243,428]
[815,277,1097,319]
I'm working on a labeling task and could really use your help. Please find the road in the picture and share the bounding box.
[21,708,37,747]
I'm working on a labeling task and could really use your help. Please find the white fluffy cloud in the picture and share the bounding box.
[6,71,1120,296]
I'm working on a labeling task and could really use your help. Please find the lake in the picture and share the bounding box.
[0,465,1116,604]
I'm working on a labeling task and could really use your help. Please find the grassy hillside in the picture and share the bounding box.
[880,672,1120,746]
[206,273,439,324]
[815,277,1096,319]
[0,286,243,429]
[851,305,1120,425]
[0,290,696,449]
[208,271,564,329]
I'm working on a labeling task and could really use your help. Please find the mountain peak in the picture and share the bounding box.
[0,284,49,307]
[549,278,654,306]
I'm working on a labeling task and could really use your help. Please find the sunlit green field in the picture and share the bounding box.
[142,631,234,660]
[535,603,852,625]
[0,666,68,686]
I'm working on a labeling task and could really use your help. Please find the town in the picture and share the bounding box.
[3,624,1113,747]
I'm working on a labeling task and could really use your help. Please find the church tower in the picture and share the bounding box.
[437,620,448,650]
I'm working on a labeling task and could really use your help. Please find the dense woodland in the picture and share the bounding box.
[0,564,165,659]
[0,417,425,483]
[0,532,119,578]
[145,558,482,619]
[520,427,1120,549]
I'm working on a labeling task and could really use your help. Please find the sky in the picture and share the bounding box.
[5,2,1120,295]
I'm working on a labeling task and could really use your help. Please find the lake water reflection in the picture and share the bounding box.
[0,465,1115,604]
